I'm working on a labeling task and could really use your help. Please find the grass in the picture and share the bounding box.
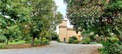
[9,40,26,44]
[0,40,30,49]
[0,40,26,45]
[0,40,48,49]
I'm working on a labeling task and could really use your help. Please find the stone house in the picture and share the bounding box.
[59,20,82,42]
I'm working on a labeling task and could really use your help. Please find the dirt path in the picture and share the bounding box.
[0,41,102,54]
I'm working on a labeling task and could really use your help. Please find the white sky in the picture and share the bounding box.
[54,0,66,16]
[54,0,73,34]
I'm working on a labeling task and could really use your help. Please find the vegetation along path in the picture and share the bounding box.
[0,41,102,54]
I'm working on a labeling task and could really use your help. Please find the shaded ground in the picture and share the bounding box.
[0,41,102,54]
[6,44,31,49]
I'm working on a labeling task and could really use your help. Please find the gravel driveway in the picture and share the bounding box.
[0,41,102,54]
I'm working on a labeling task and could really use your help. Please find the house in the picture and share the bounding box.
[59,20,82,42]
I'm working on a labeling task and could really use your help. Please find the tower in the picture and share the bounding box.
[59,20,82,42]
[59,20,67,42]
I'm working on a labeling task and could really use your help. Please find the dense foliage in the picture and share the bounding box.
[0,0,31,44]
[64,0,122,54]
[99,40,122,54]
[69,36,78,44]
[51,32,59,40]
[0,0,63,46]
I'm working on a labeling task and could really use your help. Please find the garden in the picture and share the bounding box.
[0,0,122,54]
[0,0,62,49]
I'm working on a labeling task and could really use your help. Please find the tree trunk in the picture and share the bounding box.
[31,37,35,46]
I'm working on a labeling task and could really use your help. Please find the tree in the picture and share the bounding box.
[64,0,102,33]
[29,0,63,46]
[100,0,122,41]
[0,0,31,44]
[0,0,63,46]
[64,0,122,41]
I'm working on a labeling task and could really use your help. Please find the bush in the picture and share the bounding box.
[10,40,13,42]
[89,42,98,44]
[80,38,91,44]
[99,41,122,54]
[35,38,41,45]
[0,45,7,49]
[109,37,119,43]
[15,39,19,42]
[34,38,50,45]
[57,39,61,42]
[41,38,49,44]
[69,38,74,43]
[74,40,78,44]
[69,36,78,44]
[24,35,31,42]
[51,32,59,40]
[30,38,50,46]
[0,36,6,43]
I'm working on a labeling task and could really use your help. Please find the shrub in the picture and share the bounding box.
[30,38,50,46]
[74,40,78,44]
[69,36,78,44]
[41,38,49,44]
[57,39,61,42]
[69,38,74,43]
[89,42,98,44]
[80,38,91,44]
[0,45,7,49]
[10,40,13,42]
[0,36,6,43]
[15,39,19,42]
[35,39,41,45]
[51,32,59,40]
[109,37,119,43]
[24,35,31,42]
[99,41,122,54]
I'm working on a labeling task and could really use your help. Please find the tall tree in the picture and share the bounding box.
[64,0,122,41]
[64,0,102,33]
[100,0,122,41]
[30,0,63,46]
[0,0,31,44]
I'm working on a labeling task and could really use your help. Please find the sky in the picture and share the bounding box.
[54,0,73,34]
[54,0,66,16]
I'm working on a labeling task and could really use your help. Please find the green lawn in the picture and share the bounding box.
[0,40,26,45]
[0,40,25,45]
[9,40,26,44]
